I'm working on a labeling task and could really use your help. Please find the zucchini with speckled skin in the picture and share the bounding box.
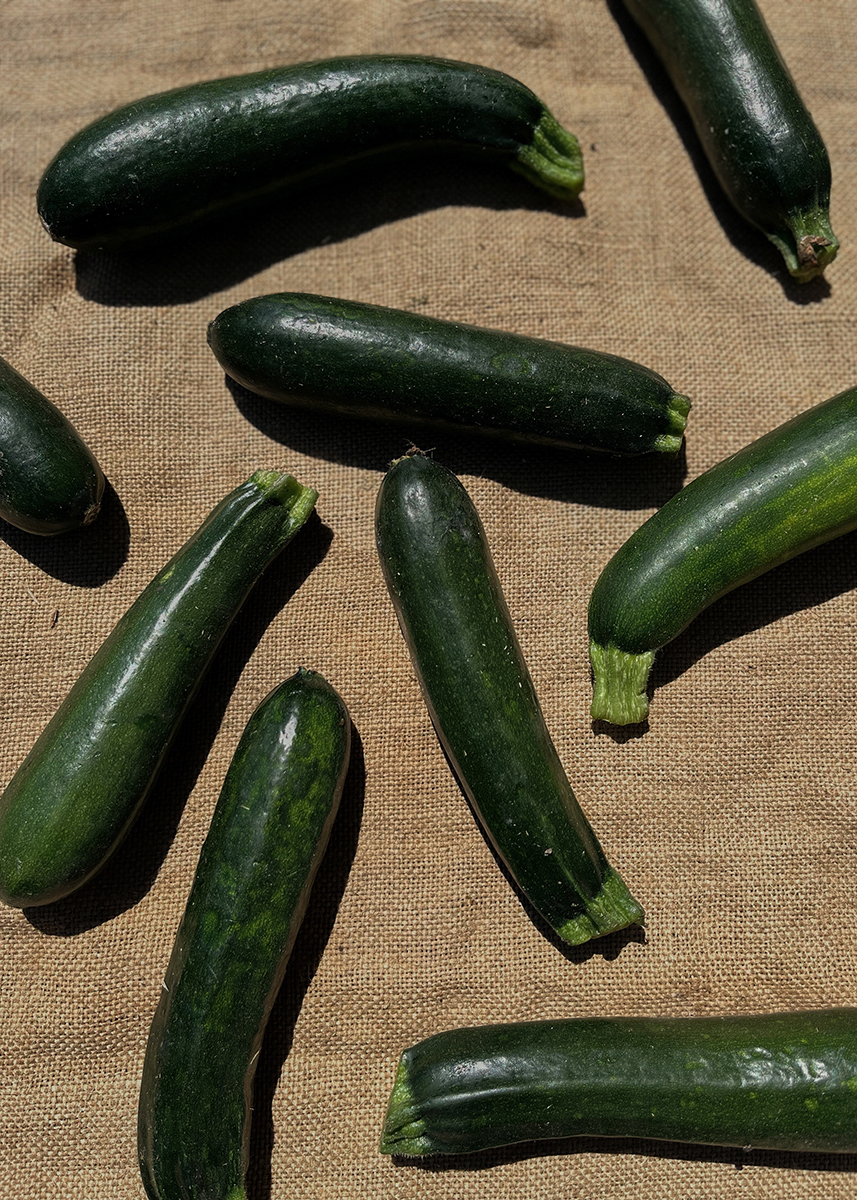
[0,470,318,907]
[588,384,857,725]
[208,292,690,456]
[622,0,838,281]
[37,55,583,249]
[380,1009,857,1156]
[138,667,351,1200]
[376,452,643,947]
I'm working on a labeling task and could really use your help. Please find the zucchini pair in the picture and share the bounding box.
[209,292,690,457]
[37,55,583,249]
[589,383,857,725]
[0,469,318,907]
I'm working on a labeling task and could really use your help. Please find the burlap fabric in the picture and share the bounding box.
[1,1,856,1196]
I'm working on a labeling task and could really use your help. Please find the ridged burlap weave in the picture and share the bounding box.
[2,1,857,1196]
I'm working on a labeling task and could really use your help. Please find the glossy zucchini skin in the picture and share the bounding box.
[380,1009,857,1155]
[37,55,583,250]
[588,384,857,725]
[375,453,643,947]
[138,668,351,1200]
[622,0,838,281]
[208,292,690,456]
[0,355,104,535]
[0,470,318,907]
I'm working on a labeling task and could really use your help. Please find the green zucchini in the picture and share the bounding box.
[138,667,351,1200]
[588,384,857,725]
[208,292,690,456]
[37,55,583,250]
[0,354,104,535]
[380,1008,857,1155]
[622,0,838,281]
[0,469,318,907]
[375,452,643,947]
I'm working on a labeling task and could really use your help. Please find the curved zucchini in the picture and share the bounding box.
[37,55,583,250]
[380,1009,857,1155]
[622,0,838,281]
[588,384,857,725]
[208,292,690,456]
[376,452,643,947]
[138,667,351,1200]
[0,469,318,907]
[0,355,104,535]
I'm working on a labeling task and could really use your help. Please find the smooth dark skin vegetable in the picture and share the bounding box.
[376,453,643,946]
[37,55,583,250]
[208,292,690,456]
[588,384,857,725]
[0,470,318,907]
[622,0,838,281]
[138,668,351,1200]
[380,1009,857,1155]
[0,355,104,534]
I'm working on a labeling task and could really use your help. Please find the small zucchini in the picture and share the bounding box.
[138,667,351,1200]
[0,354,104,535]
[380,1009,857,1155]
[376,452,643,947]
[0,469,318,907]
[208,292,690,456]
[37,55,583,250]
[622,0,838,281]
[588,384,857,725]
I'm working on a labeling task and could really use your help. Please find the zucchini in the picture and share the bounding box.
[0,469,318,907]
[138,667,351,1200]
[621,0,838,281]
[0,354,104,535]
[375,452,643,947]
[37,55,583,250]
[588,384,857,725]
[380,1008,857,1155]
[208,292,690,456]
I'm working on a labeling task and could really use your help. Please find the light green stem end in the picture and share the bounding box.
[767,206,839,283]
[653,392,691,454]
[555,866,645,946]
[379,1058,430,1156]
[250,469,319,528]
[589,641,656,726]
[512,110,584,202]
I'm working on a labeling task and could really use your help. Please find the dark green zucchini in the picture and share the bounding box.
[37,55,583,250]
[588,384,857,725]
[208,293,690,456]
[622,0,838,281]
[0,354,104,535]
[0,469,318,907]
[376,452,643,947]
[138,667,351,1200]
[380,1008,857,1155]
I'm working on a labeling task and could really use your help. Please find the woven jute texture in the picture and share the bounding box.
[2,1,857,1196]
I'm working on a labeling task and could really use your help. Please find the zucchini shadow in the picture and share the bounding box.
[605,0,831,304]
[244,727,365,1200]
[72,152,584,309]
[22,511,333,935]
[228,378,689,511]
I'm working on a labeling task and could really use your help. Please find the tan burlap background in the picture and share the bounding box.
[2,1,857,1196]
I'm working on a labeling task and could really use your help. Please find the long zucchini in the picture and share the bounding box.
[375,452,643,947]
[588,384,857,725]
[208,292,690,456]
[0,469,317,907]
[621,0,838,281]
[0,354,104,535]
[380,1009,857,1155]
[37,55,583,250]
[138,667,351,1200]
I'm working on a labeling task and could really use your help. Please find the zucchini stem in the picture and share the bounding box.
[589,642,655,726]
[513,110,584,202]
[768,206,839,283]
[653,392,691,454]
[556,866,645,945]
